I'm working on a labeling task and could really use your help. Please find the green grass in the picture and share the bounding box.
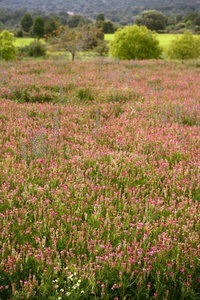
[14,38,45,47]
[157,34,183,49]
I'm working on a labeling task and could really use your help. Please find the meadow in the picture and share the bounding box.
[14,38,45,47]
[14,38,37,47]
[15,34,186,51]
[0,58,200,300]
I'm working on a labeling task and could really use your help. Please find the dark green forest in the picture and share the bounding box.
[0,0,200,25]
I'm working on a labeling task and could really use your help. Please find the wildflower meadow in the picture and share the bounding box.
[0,58,200,300]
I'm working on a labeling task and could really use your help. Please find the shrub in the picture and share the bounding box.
[17,30,23,38]
[0,30,17,61]
[28,41,46,57]
[18,41,46,58]
[109,25,162,60]
[167,31,200,60]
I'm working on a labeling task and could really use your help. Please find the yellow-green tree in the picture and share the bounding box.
[0,30,17,61]
[109,25,162,60]
[167,31,200,60]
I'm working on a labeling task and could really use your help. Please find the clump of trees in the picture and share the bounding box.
[0,30,17,61]
[135,10,167,32]
[166,11,200,33]
[167,31,200,60]
[18,12,61,38]
[96,13,116,34]
[109,25,162,60]
[67,14,85,28]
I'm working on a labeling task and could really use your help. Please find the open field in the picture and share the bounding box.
[0,58,200,299]
[15,34,197,53]
[14,38,45,47]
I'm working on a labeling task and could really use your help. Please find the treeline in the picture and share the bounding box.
[1,9,200,38]
[0,9,69,33]
[0,10,118,38]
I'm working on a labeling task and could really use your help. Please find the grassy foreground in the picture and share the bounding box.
[0,58,200,300]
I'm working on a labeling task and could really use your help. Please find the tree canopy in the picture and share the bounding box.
[167,30,200,60]
[96,13,105,22]
[33,17,45,38]
[67,15,85,28]
[0,30,17,61]
[135,10,167,32]
[47,24,105,61]
[21,13,33,32]
[109,25,163,60]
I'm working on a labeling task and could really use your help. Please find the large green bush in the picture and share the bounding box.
[0,30,17,61]
[109,25,163,60]
[28,41,46,57]
[167,31,200,60]
[18,41,46,57]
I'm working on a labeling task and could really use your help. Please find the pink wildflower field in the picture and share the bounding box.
[0,58,200,300]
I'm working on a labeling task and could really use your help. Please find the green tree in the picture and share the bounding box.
[184,12,198,23]
[57,12,69,25]
[0,30,17,61]
[17,30,23,37]
[48,25,82,61]
[33,17,45,39]
[47,24,104,61]
[194,16,200,26]
[93,40,109,56]
[67,15,85,28]
[176,15,183,23]
[81,24,104,50]
[96,13,105,22]
[28,41,46,57]
[135,10,167,32]
[109,25,162,60]
[45,18,58,35]
[167,31,200,60]
[103,20,115,33]
[21,13,33,32]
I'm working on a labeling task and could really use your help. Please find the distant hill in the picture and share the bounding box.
[1,0,200,24]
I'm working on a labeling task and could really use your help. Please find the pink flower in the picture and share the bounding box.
[180,268,185,273]
[147,283,151,289]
